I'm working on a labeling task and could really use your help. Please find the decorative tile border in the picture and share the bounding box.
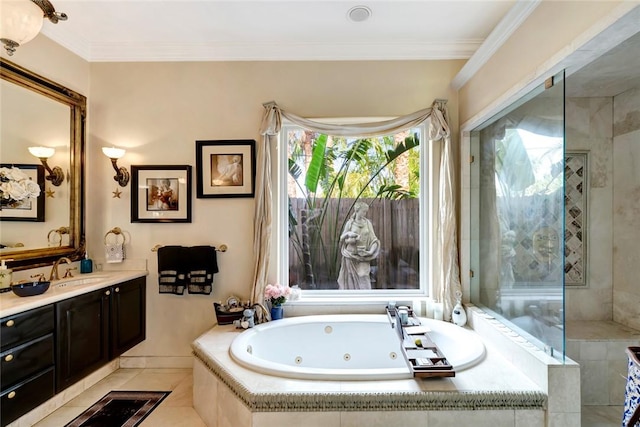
[565,151,588,286]
[192,343,546,413]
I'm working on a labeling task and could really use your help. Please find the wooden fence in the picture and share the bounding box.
[288,198,420,290]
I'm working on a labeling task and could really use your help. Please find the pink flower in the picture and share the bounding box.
[264,283,291,306]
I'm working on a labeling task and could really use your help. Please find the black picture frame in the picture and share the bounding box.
[0,164,45,222]
[196,140,256,198]
[131,165,192,223]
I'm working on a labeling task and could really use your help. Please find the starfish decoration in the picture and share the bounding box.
[45,188,55,198]
[112,188,122,198]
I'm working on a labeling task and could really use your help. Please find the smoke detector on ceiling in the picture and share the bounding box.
[347,5,372,23]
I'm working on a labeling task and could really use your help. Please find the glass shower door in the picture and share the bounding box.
[470,71,566,358]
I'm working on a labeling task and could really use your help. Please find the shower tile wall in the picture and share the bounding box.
[565,97,614,321]
[612,86,640,331]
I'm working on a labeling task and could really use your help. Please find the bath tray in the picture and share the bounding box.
[402,337,455,378]
[387,306,455,378]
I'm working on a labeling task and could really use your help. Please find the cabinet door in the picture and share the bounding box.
[1,305,54,352]
[0,367,55,427]
[0,333,54,390]
[111,277,146,358]
[56,288,110,392]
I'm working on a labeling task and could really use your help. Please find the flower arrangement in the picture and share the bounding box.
[0,167,41,207]
[264,283,291,307]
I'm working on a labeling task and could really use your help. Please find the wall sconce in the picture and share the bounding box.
[0,0,67,56]
[28,146,64,186]
[102,147,129,187]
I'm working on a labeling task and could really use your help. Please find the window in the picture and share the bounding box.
[278,122,430,296]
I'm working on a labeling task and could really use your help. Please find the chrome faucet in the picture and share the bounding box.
[49,257,72,281]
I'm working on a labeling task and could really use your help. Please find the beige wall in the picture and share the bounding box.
[4,34,463,358]
[458,0,629,127]
[85,59,463,357]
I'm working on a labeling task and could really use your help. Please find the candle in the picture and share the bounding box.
[426,300,435,318]
[433,302,444,321]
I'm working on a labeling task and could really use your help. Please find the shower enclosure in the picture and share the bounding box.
[470,71,566,358]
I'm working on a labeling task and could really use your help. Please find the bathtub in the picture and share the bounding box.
[229,314,485,380]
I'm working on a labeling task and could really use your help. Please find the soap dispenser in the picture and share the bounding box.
[0,259,13,291]
[81,254,93,274]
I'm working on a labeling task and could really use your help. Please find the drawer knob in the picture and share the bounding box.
[115,287,120,293]
[105,290,111,296]
[4,354,13,362]
[8,391,16,399]
[5,319,15,327]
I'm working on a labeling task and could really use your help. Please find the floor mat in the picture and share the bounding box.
[64,390,170,427]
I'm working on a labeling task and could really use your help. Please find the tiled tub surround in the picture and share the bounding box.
[192,314,550,427]
[468,306,581,426]
[566,320,640,407]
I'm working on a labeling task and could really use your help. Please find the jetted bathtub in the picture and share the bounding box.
[229,314,485,380]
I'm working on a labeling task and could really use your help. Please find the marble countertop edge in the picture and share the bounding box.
[0,270,148,318]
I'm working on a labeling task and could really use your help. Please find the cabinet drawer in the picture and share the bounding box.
[0,367,55,427]
[1,305,54,352]
[1,333,54,390]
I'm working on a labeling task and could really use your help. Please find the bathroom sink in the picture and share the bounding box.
[54,276,109,288]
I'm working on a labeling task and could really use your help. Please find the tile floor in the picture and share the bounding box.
[33,368,206,427]
[29,368,624,427]
[582,406,624,427]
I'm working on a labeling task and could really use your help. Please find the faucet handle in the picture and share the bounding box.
[63,267,77,278]
[30,273,46,282]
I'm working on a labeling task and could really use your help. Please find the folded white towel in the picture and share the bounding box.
[106,243,125,263]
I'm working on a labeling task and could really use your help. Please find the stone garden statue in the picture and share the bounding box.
[337,202,380,290]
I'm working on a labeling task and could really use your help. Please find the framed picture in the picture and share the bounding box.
[196,140,256,198]
[131,165,192,223]
[0,164,45,222]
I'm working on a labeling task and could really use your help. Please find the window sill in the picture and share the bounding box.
[282,295,431,317]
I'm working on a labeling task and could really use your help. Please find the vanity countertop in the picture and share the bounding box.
[0,270,148,318]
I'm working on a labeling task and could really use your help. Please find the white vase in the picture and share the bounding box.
[452,301,467,326]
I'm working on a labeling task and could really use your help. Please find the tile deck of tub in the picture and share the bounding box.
[192,324,548,427]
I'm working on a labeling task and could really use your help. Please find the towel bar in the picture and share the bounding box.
[151,244,227,252]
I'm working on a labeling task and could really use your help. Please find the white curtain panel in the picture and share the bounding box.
[252,100,461,320]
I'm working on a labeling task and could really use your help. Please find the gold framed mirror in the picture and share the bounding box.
[0,58,86,270]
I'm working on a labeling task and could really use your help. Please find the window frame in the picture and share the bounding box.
[276,119,433,300]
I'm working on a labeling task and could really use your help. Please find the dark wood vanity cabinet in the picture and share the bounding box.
[55,287,110,392]
[0,276,145,424]
[110,276,146,358]
[56,276,146,393]
[0,305,55,427]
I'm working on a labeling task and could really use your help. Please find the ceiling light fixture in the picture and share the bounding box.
[347,5,372,23]
[0,0,67,56]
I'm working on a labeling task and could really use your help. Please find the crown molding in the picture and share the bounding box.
[40,27,91,59]
[451,0,541,90]
[38,34,482,62]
